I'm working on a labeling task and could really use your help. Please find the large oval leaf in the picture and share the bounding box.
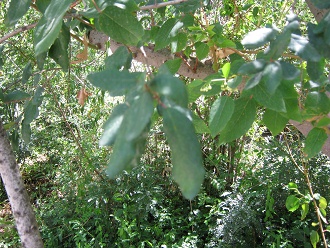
[242,28,278,49]
[5,0,32,26]
[163,107,205,200]
[304,127,328,158]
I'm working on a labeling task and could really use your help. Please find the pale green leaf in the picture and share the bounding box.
[310,230,319,248]
[301,203,309,220]
[286,195,300,212]
[163,107,205,200]
[319,196,327,209]
[222,62,231,79]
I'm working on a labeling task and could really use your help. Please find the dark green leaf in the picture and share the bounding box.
[155,18,183,50]
[266,30,291,60]
[242,28,277,49]
[21,122,31,144]
[289,34,321,62]
[304,128,327,158]
[244,73,263,90]
[218,97,257,144]
[195,42,209,60]
[88,70,144,96]
[24,102,39,124]
[5,0,31,26]
[286,195,300,212]
[4,90,30,103]
[34,0,73,55]
[49,23,70,71]
[310,0,330,9]
[192,113,210,134]
[99,104,129,146]
[238,59,267,75]
[22,62,32,84]
[280,61,300,81]
[307,59,325,81]
[304,92,330,117]
[105,46,132,70]
[262,61,282,94]
[172,32,188,52]
[96,6,144,46]
[162,58,182,74]
[227,75,243,89]
[163,107,205,200]
[151,73,188,108]
[263,109,288,136]
[36,0,51,13]
[284,98,302,122]
[187,80,204,102]
[209,96,234,137]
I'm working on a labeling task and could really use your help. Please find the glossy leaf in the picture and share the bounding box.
[289,34,321,62]
[34,0,73,55]
[155,19,183,51]
[88,70,144,96]
[263,109,288,136]
[5,0,31,26]
[209,96,235,137]
[218,97,257,144]
[286,195,300,212]
[163,107,205,200]
[49,23,70,71]
[99,104,129,146]
[319,196,327,209]
[96,6,144,46]
[310,230,319,248]
[288,182,298,189]
[262,61,282,94]
[242,28,277,49]
[222,63,231,79]
[304,128,328,158]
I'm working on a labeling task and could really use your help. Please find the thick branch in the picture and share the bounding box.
[0,119,44,248]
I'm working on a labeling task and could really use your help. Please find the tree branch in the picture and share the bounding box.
[0,23,37,44]
[140,0,188,10]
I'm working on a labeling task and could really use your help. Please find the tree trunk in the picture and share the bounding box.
[0,119,44,248]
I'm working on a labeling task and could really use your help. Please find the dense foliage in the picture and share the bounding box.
[0,0,330,247]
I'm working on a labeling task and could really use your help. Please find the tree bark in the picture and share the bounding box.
[0,119,44,248]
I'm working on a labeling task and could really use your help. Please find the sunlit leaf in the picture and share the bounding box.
[319,196,327,209]
[310,230,319,248]
[289,34,321,62]
[301,203,309,220]
[163,107,205,200]
[304,128,328,158]
[286,195,300,212]
[262,61,282,94]
[242,28,278,49]
[238,59,267,75]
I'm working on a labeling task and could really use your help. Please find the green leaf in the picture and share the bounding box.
[228,75,243,89]
[251,83,286,112]
[5,0,32,26]
[123,91,154,141]
[21,122,31,144]
[307,59,325,81]
[187,80,204,102]
[319,196,327,209]
[262,61,282,94]
[209,96,235,137]
[288,182,298,189]
[96,6,144,46]
[310,230,319,248]
[286,195,300,212]
[99,104,129,146]
[172,32,188,52]
[87,70,144,96]
[289,34,321,62]
[155,19,183,51]
[4,90,30,103]
[284,98,302,122]
[105,46,132,70]
[263,109,288,136]
[266,30,291,60]
[34,0,73,56]
[36,0,51,13]
[218,97,257,144]
[162,58,182,74]
[192,113,210,134]
[49,23,70,72]
[280,61,300,81]
[195,42,209,60]
[301,203,309,220]
[244,73,262,90]
[151,73,188,108]
[242,28,277,49]
[222,62,231,79]
[163,107,205,200]
[238,59,267,75]
[310,0,330,9]
[304,92,330,117]
[22,62,32,84]
[304,128,328,158]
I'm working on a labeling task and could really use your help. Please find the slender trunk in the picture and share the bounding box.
[0,119,44,248]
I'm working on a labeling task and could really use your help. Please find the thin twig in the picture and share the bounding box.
[140,0,188,10]
[0,23,37,44]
